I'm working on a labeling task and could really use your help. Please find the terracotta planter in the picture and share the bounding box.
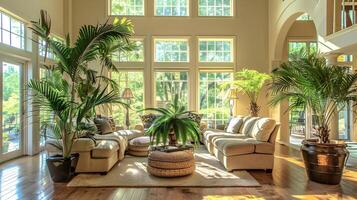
[301,139,349,185]
[46,153,79,182]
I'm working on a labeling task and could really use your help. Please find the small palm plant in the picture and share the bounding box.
[144,96,200,148]
[270,50,357,143]
[224,69,271,117]
[28,10,134,159]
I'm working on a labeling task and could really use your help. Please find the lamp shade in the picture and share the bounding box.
[226,88,239,99]
[122,88,134,99]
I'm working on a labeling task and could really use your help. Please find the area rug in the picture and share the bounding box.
[67,146,260,187]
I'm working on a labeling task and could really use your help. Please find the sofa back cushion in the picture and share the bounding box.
[249,118,276,142]
[226,117,244,133]
[241,117,260,136]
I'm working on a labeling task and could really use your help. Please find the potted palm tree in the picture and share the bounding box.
[144,96,201,150]
[28,10,134,182]
[270,50,357,184]
[224,69,271,117]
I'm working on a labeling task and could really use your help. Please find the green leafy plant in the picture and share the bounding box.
[270,50,357,143]
[225,69,271,117]
[28,10,134,158]
[144,96,200,148]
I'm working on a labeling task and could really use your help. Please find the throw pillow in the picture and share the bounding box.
[241,117,260,136]
[249,118,276,142]
[187,112,203,125]
[140,113,158,129]
[94,117,114,135]
[238,116,252,133]
[226,117,244,133]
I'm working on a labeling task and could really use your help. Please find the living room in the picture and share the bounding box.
[0,0,356,199]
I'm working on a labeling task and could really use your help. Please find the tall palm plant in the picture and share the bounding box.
[270,50,357,143]
[144,96,200,148]
[28,10,135,158]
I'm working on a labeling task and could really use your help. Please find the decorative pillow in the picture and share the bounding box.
[94,116,114,135]
[249,118,276,142]
[241,117,260,136]
[187,112,203,125]
[226,117,244,133]
[140,114,159,129]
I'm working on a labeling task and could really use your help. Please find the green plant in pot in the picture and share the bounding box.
[223,69,271,117]
[270,50,357,185]
[144,96,201,150]
[28,10,134,182]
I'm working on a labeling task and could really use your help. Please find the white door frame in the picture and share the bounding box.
[0,57,25,163]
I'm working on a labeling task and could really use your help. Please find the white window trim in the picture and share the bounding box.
[153,37,191,64]
[197,0,234,17]
[108,0,146,17]
[154,0,190,17]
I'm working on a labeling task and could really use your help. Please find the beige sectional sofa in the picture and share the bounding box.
[46,126,144,173]
[202,116,280,172]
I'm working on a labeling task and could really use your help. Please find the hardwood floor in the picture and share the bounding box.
[0,144,356,200]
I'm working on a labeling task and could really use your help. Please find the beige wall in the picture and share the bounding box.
[0,0,65,37]
[70,0,271,117]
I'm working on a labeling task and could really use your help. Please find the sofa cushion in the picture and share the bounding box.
[214,138,255,156]
[92,140,119,158]
[241,117,260,136]
[186,112,203,125]
[226,117,244,133]
[244,138,274,154]
[249,118,276,142]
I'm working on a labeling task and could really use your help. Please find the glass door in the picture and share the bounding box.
[0,60,23,161]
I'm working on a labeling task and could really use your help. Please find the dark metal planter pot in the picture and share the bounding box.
[301,139,349,185]
[46,153,80,183]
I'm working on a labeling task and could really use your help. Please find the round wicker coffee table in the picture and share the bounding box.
[128,136,150,157]
[147,149,195,177]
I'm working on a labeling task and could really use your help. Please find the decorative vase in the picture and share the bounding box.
[301,139,349,185]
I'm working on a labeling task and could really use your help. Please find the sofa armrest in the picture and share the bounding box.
[72,138,96,152]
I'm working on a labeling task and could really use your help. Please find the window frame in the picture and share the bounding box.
[114,37,145,63]
[154,70,190,108]
[198,70,233,128]
[0,11,26,50]
[153,37,191,67]
[197,36,236,67]
[198,0,234,17]
[109,0,146,17]
[154,0,190,17]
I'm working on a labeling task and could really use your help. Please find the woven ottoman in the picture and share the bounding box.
[147,150,195,177]
[128,136,150,157]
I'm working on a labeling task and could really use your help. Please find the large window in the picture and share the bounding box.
[155,72,188,108]
[199,72,232,128]
[288,41,317,60]
[199,38,233,62]
[39,68,52,147]
[198,0,233,16]
[39,36,64,60]
[0,12,25,49]
[155,0,189,16]
[1,62,22,154]
[288,40,318,145]
[111,71,144,127]
[111,0,145,16]
[154,39,189,62]
[112,39,145,62]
